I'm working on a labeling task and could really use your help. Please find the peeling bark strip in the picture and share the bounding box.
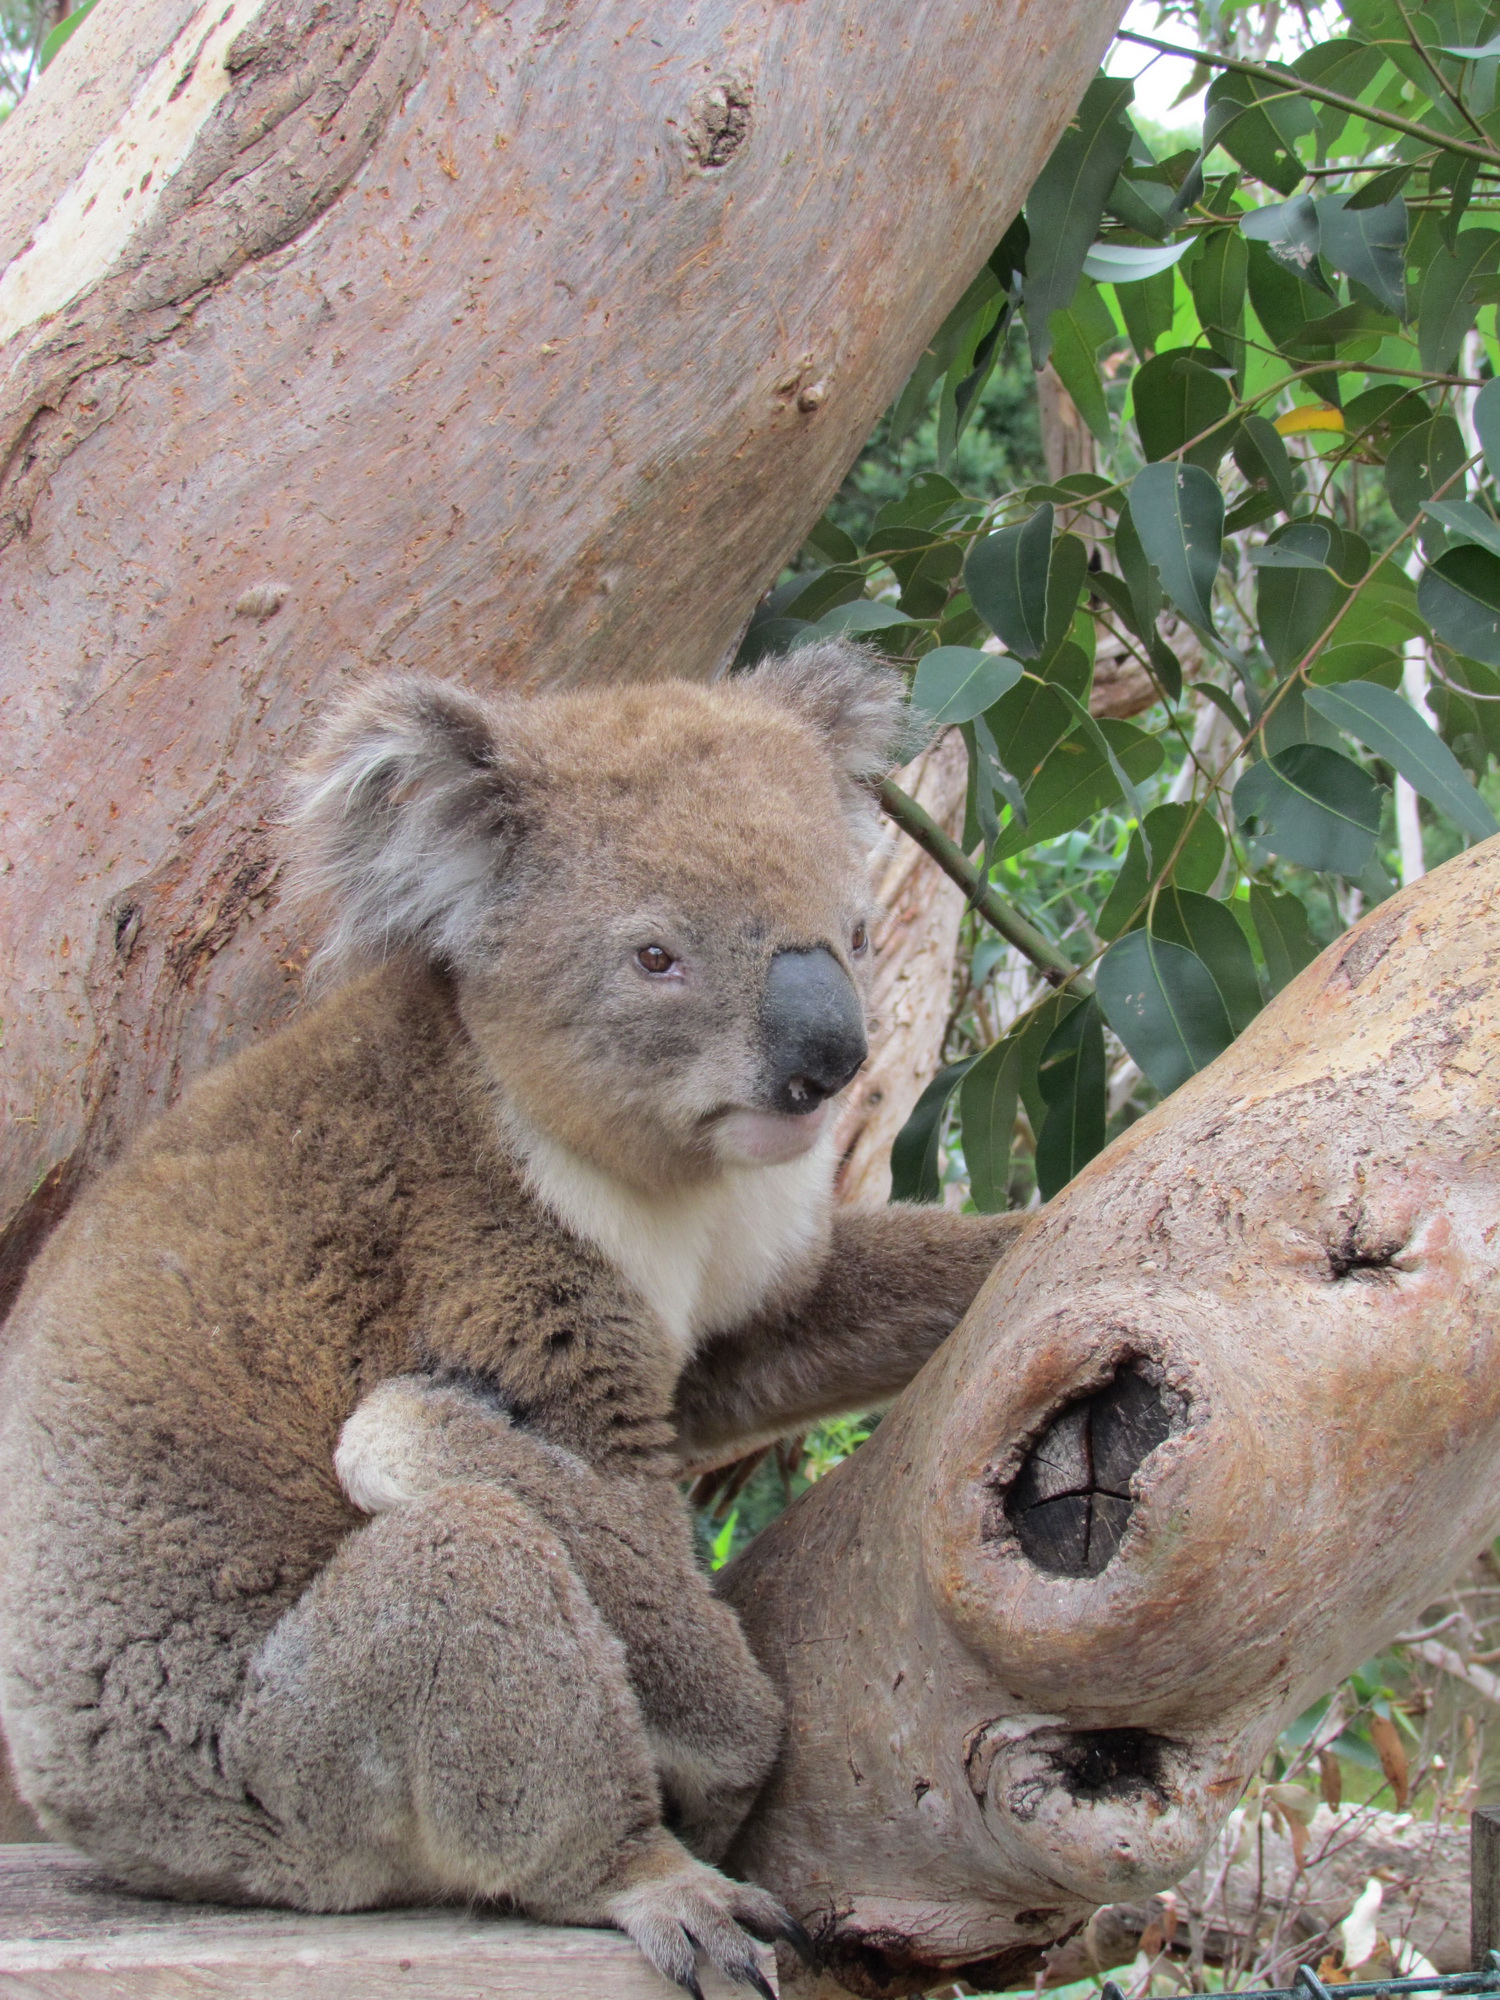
[726,838,1500,2000]
[0,0,1128,1312]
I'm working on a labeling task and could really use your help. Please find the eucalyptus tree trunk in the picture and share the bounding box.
[0,0,1129,1317]
[725,837,1500,2000]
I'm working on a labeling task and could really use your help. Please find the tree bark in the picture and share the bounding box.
[0,0,1128,1315]
[832,729,968,1208]
[725,837,1500,1999]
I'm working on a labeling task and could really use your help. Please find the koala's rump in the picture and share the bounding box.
[0,972,500,1848]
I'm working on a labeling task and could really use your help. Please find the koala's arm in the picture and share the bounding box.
[672,1205,1030,1471]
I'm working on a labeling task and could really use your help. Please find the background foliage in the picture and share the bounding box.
[750,0,1500,1229]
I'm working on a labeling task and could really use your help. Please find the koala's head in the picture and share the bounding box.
[290,645,910,1189]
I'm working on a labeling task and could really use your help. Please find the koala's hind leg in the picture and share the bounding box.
[219,1482,796,1992]
[336,1376,784,1865]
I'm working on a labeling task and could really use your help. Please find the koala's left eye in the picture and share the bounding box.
[636,944,677,976]
[851,923,869,956]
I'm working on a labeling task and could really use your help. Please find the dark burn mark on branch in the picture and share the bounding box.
[685,78,752,168]
[1327,1218,1406,1282]
[994,1361,1185,1577]
[165,832,279,987]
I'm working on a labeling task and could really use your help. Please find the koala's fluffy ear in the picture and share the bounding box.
[745,641,912,804]
[288,675,522,980]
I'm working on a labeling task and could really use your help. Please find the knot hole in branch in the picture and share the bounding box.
[996,1359,1186,1577]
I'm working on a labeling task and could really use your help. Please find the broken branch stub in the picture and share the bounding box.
[725,837,1500,2000]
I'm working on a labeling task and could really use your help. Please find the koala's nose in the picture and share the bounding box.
[761,946,868,1114]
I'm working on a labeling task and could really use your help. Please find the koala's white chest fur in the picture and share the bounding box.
[505,1116,836,1355]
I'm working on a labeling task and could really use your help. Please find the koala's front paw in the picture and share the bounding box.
[603,1835,812,1998]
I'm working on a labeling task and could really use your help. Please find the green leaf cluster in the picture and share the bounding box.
[743,7,1500,1214]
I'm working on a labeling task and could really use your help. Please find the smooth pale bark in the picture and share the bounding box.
[0,0,1127,1313]
[832,730,968,1208]
[725,837,1500,2000]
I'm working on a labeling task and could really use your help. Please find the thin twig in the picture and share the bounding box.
[1116,27,1500,168]
[878,778,1091,993]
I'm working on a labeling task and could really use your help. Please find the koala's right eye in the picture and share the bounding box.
[635,945,678,976]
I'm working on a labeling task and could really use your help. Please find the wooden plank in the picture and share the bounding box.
[1473,1806,1500,1969]
[0,1845,777,1998]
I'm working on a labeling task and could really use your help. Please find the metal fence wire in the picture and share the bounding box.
[1099,1958,1500,2000]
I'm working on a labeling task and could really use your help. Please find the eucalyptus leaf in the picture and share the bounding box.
[1417,229,1500,374]
[1189,226,1249,378]
[1082,239,1191,284]
[965,504,1053,657]
[1195,680,1253,737]
[972,705,1028,829]
[1114,503,1163,637]
[1200,69,1312,199]
[994,719,1164,859]
[1054,685,1152,841]
[1292,37,1383,151]
[1256,553,1349,674]
[1132,349,1235,471]
[814,600,919,636]
[1234,414,1298,513]
[1128,463,1224,633]
[1418,544,1500,665]
[1315,191,1408,318]
[1346,162,1415,210]
[1305,678,1500,840]
[1422,497,1500,560]
[1241,194,1330,293]
[1098,805,1227,938]
[38,0,98,68]
[985,643,1091,783]
[1025,76,1136,370]
[1475,377,1500,483]
[735,617,812,667]
[1034,996,1108,1200]
[889,1055,979,1204]
[1233,744,1385,875]
[912,648,1024,729]
[1047,279,1116,445]
[959,1035,1025,1215]
[1116,267,1179,363]
[1249,887,1322,995]
[1096,931,1237,1096]
[1149,888,1264,1035]
[1308,641,1403,687]
[1385,414,1468,523]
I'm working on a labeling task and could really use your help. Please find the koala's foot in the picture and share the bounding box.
[600,1832,811,1999]
[336,1373,785,1870]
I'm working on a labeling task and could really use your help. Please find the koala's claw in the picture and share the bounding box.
[776,1915,816,1964]
[606,1856,793,1998]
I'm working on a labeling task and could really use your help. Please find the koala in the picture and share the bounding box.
[0,647,1026,1995]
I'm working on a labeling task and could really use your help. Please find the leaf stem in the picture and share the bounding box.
[878,778,1093,993]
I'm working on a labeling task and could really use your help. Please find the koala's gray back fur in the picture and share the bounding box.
[1,970,655,1861]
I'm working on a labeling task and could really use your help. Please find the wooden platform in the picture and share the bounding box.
[0,1843,778,1997]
